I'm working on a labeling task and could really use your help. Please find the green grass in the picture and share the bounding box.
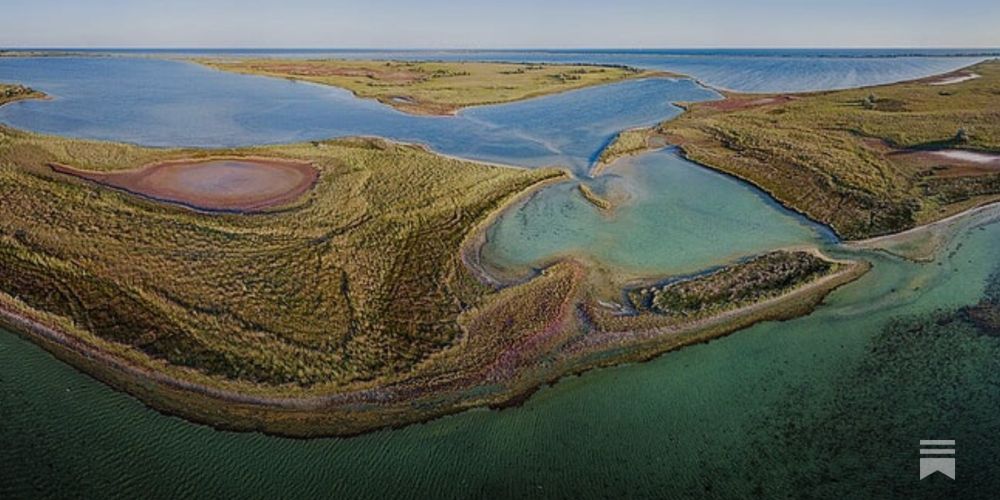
[197,58,664,115]
[661,60,1000,239]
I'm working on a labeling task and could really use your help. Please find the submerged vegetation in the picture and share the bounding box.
[197,58,661,115]
[661,60,1000,239]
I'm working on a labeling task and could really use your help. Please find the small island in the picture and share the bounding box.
[196,58,668,115]
[0,83,45,106]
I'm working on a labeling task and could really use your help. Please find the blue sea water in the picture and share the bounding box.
[0,56,712,174]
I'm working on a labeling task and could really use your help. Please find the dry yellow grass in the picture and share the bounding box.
[661,60,1000,239]
[197,58,663,115]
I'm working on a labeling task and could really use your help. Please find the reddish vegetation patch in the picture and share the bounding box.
[52,158,318,212]
[701,94,797,112]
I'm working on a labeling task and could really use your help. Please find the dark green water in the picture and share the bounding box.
[3,205,999,498]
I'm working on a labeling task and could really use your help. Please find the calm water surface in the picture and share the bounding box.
[482,149,827,278]
[2,52,999,498]
[0,57,712,174]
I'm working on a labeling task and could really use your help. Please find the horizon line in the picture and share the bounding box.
[4,46,1000,51]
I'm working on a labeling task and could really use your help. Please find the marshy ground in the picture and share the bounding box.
[51,158,318,212]
[0,119,862,436]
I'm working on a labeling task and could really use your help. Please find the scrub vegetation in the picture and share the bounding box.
[629,250,834,317]
[0,84,44,106]
[197,58,662,115]
[660,60,1000,239]
[0,125,563,388]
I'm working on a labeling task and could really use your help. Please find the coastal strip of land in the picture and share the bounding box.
[596,60,1000,241]
[663,60,1000,240]
[0,113,867,436]
[195,58,675,115]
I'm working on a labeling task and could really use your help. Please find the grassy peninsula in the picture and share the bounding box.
[594,127,657,172]
[197,58,663,115]
[655,60,1000,240]
[0,121,865,435]
[0,84,44,106]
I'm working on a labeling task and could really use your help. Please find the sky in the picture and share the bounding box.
[2,0,999,49]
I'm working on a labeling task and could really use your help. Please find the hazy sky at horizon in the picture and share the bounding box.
[3,0,999,49]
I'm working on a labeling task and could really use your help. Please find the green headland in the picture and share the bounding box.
[651,59,1000,240]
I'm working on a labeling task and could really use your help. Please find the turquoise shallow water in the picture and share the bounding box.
[2,53,1000,498]
[482,149,828,279]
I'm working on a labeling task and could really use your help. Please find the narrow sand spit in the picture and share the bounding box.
[929,73,980,85]
[51,157,318,212]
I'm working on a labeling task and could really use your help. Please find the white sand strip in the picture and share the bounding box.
[932,150,1000,164]
[929,73,980,85]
